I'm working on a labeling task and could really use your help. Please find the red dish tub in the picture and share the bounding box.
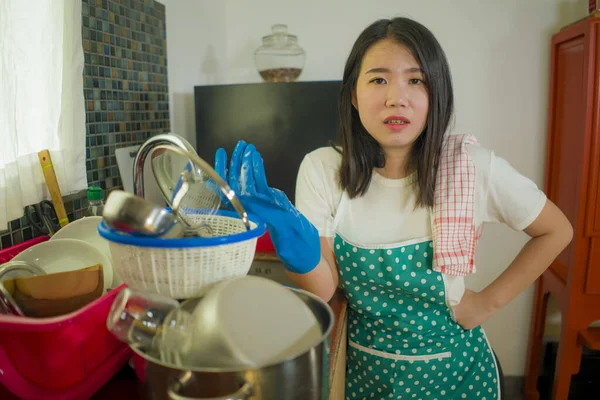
[0,237,131,400]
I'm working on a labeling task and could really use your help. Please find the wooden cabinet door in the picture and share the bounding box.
[583,19,600,239]
[545,24,590,281]
[550,18,600,294]
[583,19,600,293]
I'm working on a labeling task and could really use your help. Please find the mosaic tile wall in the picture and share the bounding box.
[0,0,169,250]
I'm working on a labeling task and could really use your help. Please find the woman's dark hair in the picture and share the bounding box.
[336,17,454,207]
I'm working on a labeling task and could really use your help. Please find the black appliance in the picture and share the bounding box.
[194,81,341,203]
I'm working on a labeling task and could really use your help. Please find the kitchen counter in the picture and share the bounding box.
[0,287,348,400]
[324,289,348,400]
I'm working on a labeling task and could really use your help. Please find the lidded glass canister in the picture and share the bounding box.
[254,24,305,83]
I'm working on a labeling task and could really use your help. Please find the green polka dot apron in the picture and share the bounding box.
[335,235,501,400]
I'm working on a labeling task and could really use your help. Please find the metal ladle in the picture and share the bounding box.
[102,190,184,238]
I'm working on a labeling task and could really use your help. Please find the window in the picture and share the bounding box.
[0,0,86,230]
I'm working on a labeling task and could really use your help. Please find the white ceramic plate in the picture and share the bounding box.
[12,238,113,291]
[202,276,322,367]
[50,217,121,287]
[50,217,110,260]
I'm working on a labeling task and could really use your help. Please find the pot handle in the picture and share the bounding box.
[167,371,254,400]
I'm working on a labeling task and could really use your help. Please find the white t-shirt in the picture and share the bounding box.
[295,141,547,306]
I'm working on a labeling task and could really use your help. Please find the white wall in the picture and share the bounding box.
[159,0,590,375]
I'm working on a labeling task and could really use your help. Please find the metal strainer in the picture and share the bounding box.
[149,144,251,237]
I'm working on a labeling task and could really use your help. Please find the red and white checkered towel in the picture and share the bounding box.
[432,134,480,276]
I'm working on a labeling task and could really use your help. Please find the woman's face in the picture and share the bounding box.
[353,39,429,152]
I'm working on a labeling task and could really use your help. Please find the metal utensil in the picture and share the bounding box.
[0,282,25,316]
[102,190,184,238]
[133,133,250,237]
[0,260,45,315]
[150,144,252,234]
[24,200,61,236]
[134,134,198,201]
[0,260,46,281]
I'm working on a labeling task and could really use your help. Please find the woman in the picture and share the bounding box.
[215,17,572,400]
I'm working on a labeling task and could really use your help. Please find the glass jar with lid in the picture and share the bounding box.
[254,24,305,83]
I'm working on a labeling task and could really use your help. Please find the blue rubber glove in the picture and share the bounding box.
[215,141,321,274]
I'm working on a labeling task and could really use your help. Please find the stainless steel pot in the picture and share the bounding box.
[131,288,333,400]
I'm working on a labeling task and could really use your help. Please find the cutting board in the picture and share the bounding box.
[115,145,165,206]
[3,264,104,317]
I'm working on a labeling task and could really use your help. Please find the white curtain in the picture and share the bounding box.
[0,0,86,230]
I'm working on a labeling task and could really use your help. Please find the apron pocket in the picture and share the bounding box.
[349,340,452,362]
[347,339,459,399]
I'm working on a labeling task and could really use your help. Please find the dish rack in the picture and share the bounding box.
[98,209,267,299]
[0,237,131,400]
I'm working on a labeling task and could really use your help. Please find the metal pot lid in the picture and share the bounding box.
[0,261,46,282]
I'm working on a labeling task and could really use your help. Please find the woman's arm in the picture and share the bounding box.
[453,199,573,330]
[285,237,340,302]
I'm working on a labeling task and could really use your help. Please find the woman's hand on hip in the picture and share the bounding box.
[452,289,496,331]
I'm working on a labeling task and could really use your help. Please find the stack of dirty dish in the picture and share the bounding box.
[99,134,333,399]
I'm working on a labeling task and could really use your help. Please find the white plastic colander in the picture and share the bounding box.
[98,210,266,299]
[100,139,267,299]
